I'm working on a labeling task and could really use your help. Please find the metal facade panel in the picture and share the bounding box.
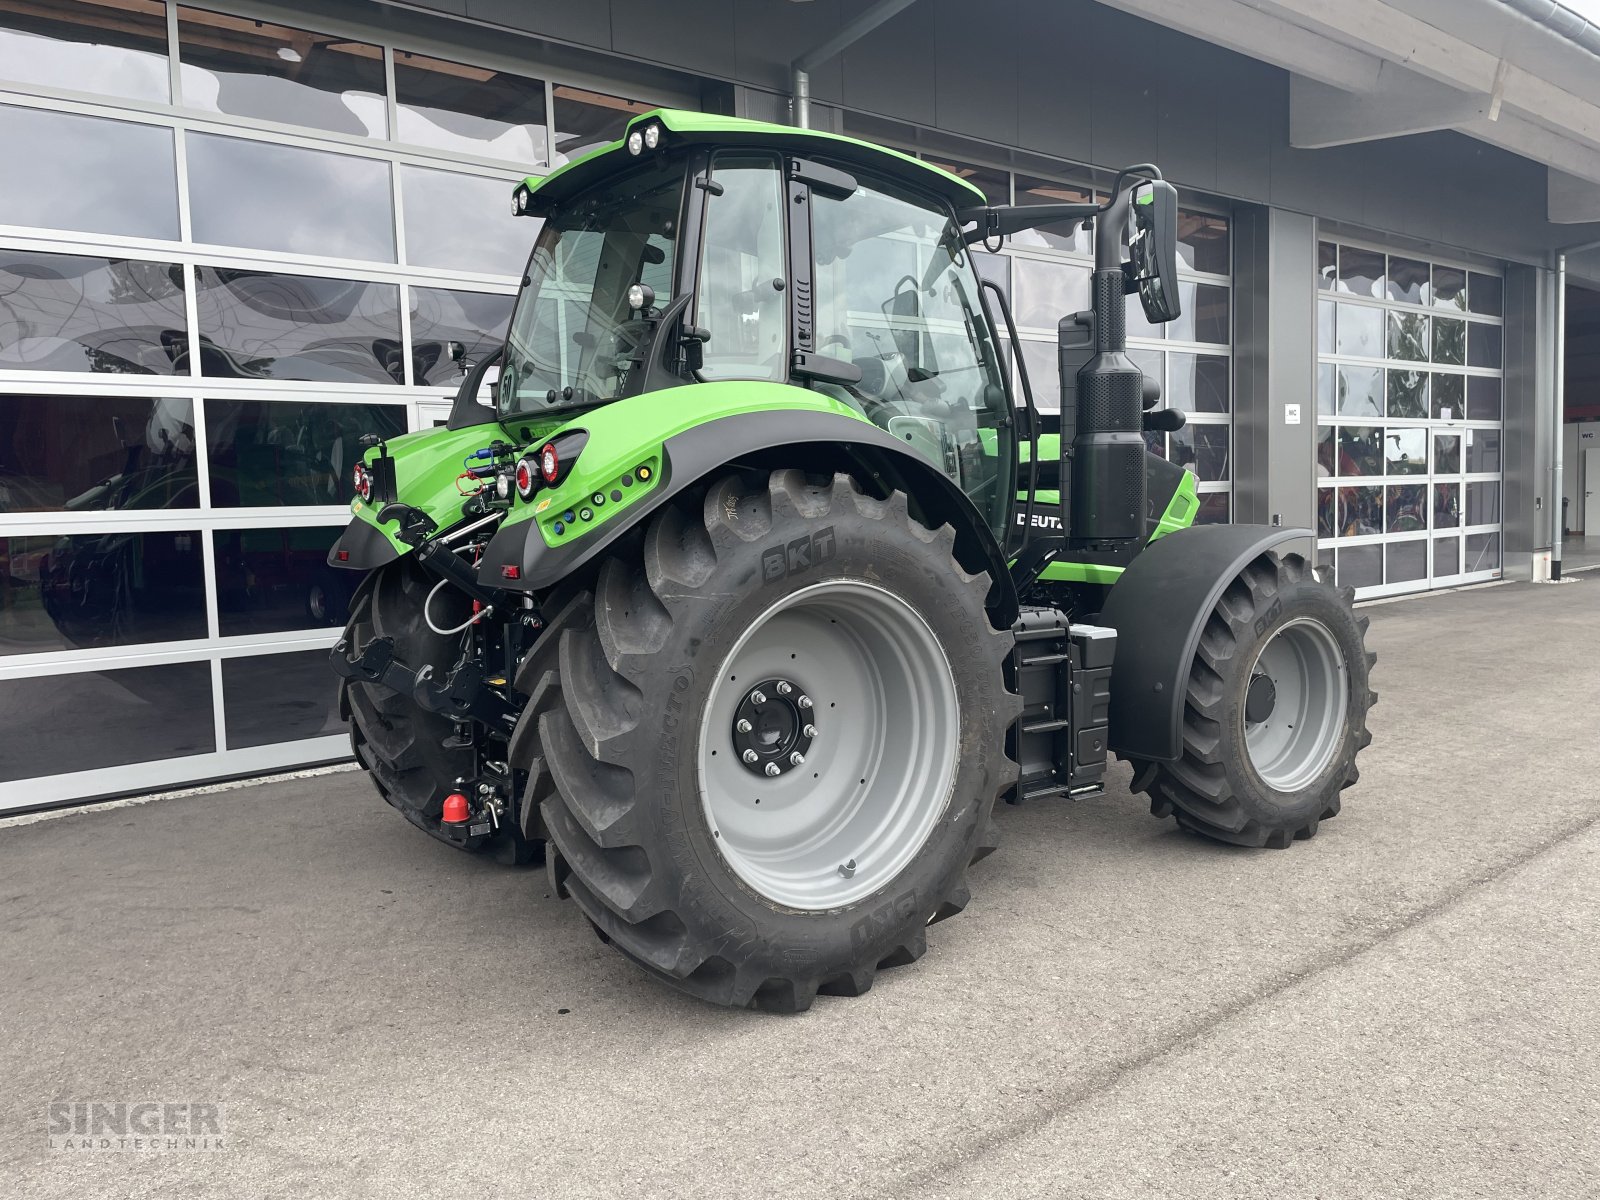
[612,0,737,79]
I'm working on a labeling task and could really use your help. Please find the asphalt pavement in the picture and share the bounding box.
[2,578,1596,1199]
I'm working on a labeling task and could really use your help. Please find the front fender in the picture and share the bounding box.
[1098,524,1314,763]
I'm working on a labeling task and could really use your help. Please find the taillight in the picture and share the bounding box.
[515,457,537,500]
[352,463,371,501]
[539,442,559,484]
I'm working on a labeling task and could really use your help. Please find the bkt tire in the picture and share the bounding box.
[1131,551,1375,848]
[516,470,1018,1011]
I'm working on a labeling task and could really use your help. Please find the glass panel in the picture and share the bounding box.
[1386,256,1428,305]
[1142,429,1166,459]
[1166,353,1228,413]
[1338,544,1382,588]
[1386,483,1426,532]
[1432,316,1465,365]
[697,157,787,383]
[1012,258,1090,330]
[1337,246,1383,297]
[0,530,205,654]
[1191,425,1229,481]
[187,133,395,261]
[1335,303,1382,358]
[1434,434,1461,474]
[1011,176,1094,254]
[1125,290,1160,341]
[1465,481,1500,525]
[176,8,386,137]
[1387,369,1426,419]
[0,663,213,782]
[409,288,513,387]
[1465,429,1501,474]
[1317,241,1337,292]
[971,251,1009,293]
[1018,340,1058,410]
[0,395,197,513]
[222,650,343,749]
[401,165,529,275]
[394,52,547,164]
[1338,426,1382,476]
[1387,311,1428,361]
[924,158,1009,209]
[1316,427,1336,478]
[552,86,651,165]
[205,398,406,507]
[194,268,403,384]
[1317,486,1336,536]
[1433,534,1460,575]
[1433,482,1460,528]
[1337,367,1383,418]
[0,251,187,375]
[1386,539,1426,583]
[1467,272,1502,317]
[1467,375,1501,421]
[1468,322,1502,369]
[1338,485,1382,536]
[1430,265,1467,311]
[1465,531,1500,572]
[1317,362,1335,415]
[1431,373,1464,420]
[0,0,170,103]
[1195,491,1230,525]
[1316,545,1334,578]
[214,526,346,635]
[1176,210,1229,275]
[1318,300,1334,356]
[1168,281,1228,345]
[1384,427,1426,475]
[0,105,179,241]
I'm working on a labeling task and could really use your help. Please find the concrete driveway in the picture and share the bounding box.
[2,579,1597,1199]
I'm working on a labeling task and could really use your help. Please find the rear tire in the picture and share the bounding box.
[517,470,1016,1011]
[1130,550,1375,848]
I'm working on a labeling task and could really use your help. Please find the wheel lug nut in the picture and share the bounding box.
[764,762,781,777]
[736,718,753,733]
[797,695,813,709]
[742,749,759,764]
[775,681,792,695]
[802,723,816,738]
[789,751,805,767]
[751,689,767,705]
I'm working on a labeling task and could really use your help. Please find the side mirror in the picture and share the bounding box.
[1127,180,1181,325]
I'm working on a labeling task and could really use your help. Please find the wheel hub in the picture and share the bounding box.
[1244,672,1277,723]
[730,678,816,779]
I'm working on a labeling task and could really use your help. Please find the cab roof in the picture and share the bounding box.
[521,108,987,211]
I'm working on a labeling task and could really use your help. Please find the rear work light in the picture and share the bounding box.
[515,456,537,501]
[353,462,371,501]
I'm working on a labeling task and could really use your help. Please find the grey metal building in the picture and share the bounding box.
[1,0,1596,810]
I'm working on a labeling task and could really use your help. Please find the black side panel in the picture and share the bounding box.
[327,518,403,571]
[477,410,1017,625]
[1098,524,1312,763]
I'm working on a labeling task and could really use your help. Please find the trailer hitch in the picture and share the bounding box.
[330,635,520,730]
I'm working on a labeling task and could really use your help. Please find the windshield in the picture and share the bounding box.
[498,161,682,416]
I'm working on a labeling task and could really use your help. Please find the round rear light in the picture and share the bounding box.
[515,457,536,500]
[353,463,370,501]
[539,443,559,484]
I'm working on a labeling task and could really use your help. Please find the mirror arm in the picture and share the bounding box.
[445,343,504,431]
[958,202,1102,246]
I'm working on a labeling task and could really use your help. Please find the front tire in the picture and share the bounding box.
[519,470,1018,1011]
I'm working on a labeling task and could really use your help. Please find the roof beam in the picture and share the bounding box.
[1290,62,1495,148]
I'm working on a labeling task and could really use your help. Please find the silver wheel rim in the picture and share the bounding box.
[696,580,960,911]
[1242,616,1348,793]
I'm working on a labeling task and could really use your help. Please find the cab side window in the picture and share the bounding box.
[696,155,787,382]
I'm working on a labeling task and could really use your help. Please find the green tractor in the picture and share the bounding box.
[329,109,1374,1011]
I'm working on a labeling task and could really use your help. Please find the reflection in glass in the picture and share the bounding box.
[1317,487,1335,536]
[1176,211,1229,275]
[1387,369,1426,419]
[1466,531,1500,572]
[1468,273,1502,317]
[205,398,406,507]
[1011,177,1095,254]
[1430,266,1467,310]
[1338,485,1382,535]
[1318,300,1334,356]
[1337,367,1383,418]
[1316,427,1336,478]
[1192,426,1229,481]
[402,165,530,275]
[1012,258,1090,330]
[1386,483,1426,532]
[1434,534,1460,575]
[1434,435,1461,474]
[1338,544,1382,588]
[1125,291,1160,341]
[1018,340,1058,410]
[188,133,395,261]
[1195,491,1230,525]
[0,663,213,782]
[177,8,386,137]
[1388,311,1428,361]
[925,159,1010,209]
[1337,246,1383,297]
[194,268,403,384]
[410,288,514,386]
[0,105,180,241]
[698,157,787,383]
[1143,429,1166,459]
[1167,353,1228,413]
[0,252,187,374]
[1168,282,1228,345]
[0,0,170,102]
[552,86,652,164]
[0,530,205,655]
[1434,482,1460,528]
[222,651,343,749]
[395,52,548,163]
[1336,303,1382,358]
[1384,428,1425,475]
[1317,363,1335,415]
[1338,426,1382,477]
[1465,481,1500,525]
[214,526,347,635]
[1317,546,1334,578]
[1431,372,1464,420]
[1466,429,1500,474]
[971,251,1010,293]
[1467,376,1501,421]
[1432,316,1465,365]
[1386,539,1426,582]
[0,395,197,513]
[1386,257,1428,305]
[1318,242,1337,292]
[1468,323,1501,369]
